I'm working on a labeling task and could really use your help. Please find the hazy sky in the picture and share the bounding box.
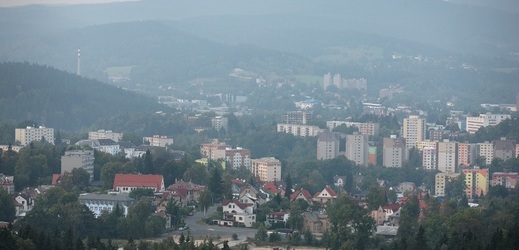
[0,0,138,7]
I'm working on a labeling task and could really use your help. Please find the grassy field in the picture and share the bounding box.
[293,74,322,87]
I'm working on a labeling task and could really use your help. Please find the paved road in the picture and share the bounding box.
[169,205,257,241]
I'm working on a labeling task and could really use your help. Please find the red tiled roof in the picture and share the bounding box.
[113,174,164,191]
[290,189,312,201]
[382,203,402,212]
[325,186,337,197]
[52,174,61,185]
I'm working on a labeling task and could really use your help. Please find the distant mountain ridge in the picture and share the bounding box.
[0,62,166,130]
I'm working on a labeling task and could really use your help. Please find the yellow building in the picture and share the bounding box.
[462,168,489,199]
[251,157,281,182]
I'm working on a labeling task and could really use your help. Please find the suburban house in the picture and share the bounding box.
[333,175,347,188]
[261,182,284,197]
[313,186,337,205]
[0,174,14,194]
[371,204,402,225]
[266,211,290,226]
[239,184,267,205]
[303,211,331,234]
[219,199,256,228]
[166,179,205,204]
[78,192,134,217]
[290,188,313,204]
[113,174,165,193]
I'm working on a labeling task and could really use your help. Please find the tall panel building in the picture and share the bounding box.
[476,142,493,166]
[422,147,437,171]
[317,130,340,160]
[462,168,489,199]
[435,172,460,196]
[458,143,476,167]
[251,157,282,182]
[345,133,368,166]
[466,113,511,134]
[383,136,408,168]
[437,140,457,173]
[15,126,54,146]
[61,150,95,181]
[402,115,426,149]
[493,138,516,162]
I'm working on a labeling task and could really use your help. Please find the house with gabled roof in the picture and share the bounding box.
[313,186,337,205]
[262,182,284,197]
[290,188,313,204]
[238,184,268,205]
[113,174,165,193]
[303,210,330,234]
[167,179,205,204]
[220,199,256,227]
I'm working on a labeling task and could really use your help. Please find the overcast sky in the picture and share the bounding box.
[0,0,138,7]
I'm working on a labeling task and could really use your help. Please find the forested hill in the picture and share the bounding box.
[0,62,166,130]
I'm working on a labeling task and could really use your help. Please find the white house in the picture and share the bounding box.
[220,199,256,227]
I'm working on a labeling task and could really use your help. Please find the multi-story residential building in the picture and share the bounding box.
[75,139,121,155]
[416,140,438,152]
[465,113,511,134]
[429,129,447,141]
[323,73,332,90]
[368,146,377,166]
[143,135,174,147]
[333,73,342,88]
[316,130,340,160]
[281,111,313,125]
[402,115,426,149]
[251,157,282,182]
[213,147,251,170]
[166,179,206,204]
[277,124,321,137]
[113,174,165,193]
[435,172,460,197]
[61,150,95,181]
[493,138,516,161]
[491,170,518,189]
[383,136,408,168]
[200,140,231,160]
[78,192,134,217]
[458,143,476,167]
[211,116,229,131]
[345,133,369,166]
[422,147,437,171]
[462,167,489,199]
[477,142,494,166]
[326,121,380,136]
[88,129,123,142]
[15,126,54,146]
[516,143,519,158]
[437,140,457,173]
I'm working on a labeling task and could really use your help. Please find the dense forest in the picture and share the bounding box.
[0,62,166,130]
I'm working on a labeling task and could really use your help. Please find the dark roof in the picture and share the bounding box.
[118,141,136,148]
[97,139,118,145]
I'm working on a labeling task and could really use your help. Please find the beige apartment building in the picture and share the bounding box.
[251,157,282,182]
[317,130,340,160]
[88,129,123,142]
[345,133,369,166]
[437,140,457,173]
[435,172,460,196]
[402,115,426,149]
[383,136,408,168]
[15,126,54,146]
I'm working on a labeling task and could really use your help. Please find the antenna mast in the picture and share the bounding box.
[77,48,81,76]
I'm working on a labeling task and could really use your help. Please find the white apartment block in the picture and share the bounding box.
[61,150,95,181]
[251,157,282,182]
[326,121,380,136]
[15,126,54,146]
[277,124,322,137]
[345,133,369,166]
[213,147,251,170]
[78,192,134,217]
[211,116,229,131]
[437,140,457,173]
[435,172,460,197]
[422,147,437,171]
[317,130,340,160]
[383,136,408,168]
[143,135,174,147]
[88,129,123,142]
[465,113,511,134]
[402,115,426,149]
[477,142,494,166]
